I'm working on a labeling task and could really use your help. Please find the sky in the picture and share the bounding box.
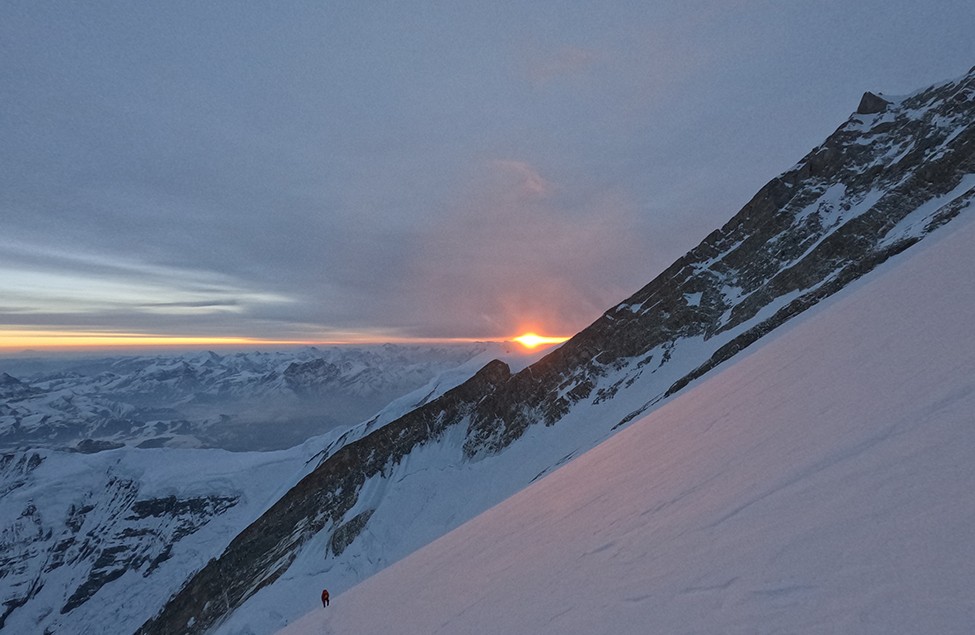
[2,1,974,351]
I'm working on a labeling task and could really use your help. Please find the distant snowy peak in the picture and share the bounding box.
[0,343,495,452]
[95,344,495,402]
[140,69,974,635]
[0,444,316,635]
[0,373,35,400]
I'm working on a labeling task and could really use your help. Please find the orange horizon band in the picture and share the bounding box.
[0,330,570,352]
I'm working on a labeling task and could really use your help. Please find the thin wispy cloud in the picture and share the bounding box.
[0,240,294,332]
[489,160,554,200]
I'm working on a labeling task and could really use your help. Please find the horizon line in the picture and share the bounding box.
[0,329,572,356]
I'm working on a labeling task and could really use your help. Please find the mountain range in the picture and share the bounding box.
[1,67,972,634]
[283,175,975,635]
[0,344,496,452]
[1,344,539,633]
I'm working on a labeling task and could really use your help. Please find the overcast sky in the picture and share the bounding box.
[2,1,973,348]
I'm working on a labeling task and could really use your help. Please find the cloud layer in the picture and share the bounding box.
[2,2,973,346]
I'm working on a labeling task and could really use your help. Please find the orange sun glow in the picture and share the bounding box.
[513,332,570,349]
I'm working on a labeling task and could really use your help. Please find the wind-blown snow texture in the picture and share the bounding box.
[283,184,975,635]
[138,69,974,635]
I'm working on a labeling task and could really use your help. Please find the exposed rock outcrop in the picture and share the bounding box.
[138,360,510,634]
[856,90,890,114]
[140,69,975,635]
[465,69,974,455]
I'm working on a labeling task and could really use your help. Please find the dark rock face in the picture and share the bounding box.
[56,491,238,614]
[0,373,36,400]
[138,361,511,635]
[140,69,975,634]
[856,91,890,114]
[330,509,375,557]
[0,452,44,498]
[465,68,975,456]
[282,359,341,394]
[72,439,125,454]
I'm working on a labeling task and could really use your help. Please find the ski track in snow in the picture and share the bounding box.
[276,213,975,634]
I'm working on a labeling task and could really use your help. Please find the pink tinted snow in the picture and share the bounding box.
[279,211,975,635]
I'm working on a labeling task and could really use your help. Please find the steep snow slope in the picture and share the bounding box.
[0,444,314,634]
[0,345,541,634]
[142,69,974,635]
[282,211,975,633]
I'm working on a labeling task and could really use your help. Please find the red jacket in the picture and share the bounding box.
[321,589,330,606]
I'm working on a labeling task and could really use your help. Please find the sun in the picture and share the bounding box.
[513,332,569,349]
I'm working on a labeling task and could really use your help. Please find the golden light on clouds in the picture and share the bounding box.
[513,332,570,349]
[0,330,315,352]
[0,329,505,353]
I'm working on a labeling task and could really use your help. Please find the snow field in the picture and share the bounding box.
[279,211,975,634]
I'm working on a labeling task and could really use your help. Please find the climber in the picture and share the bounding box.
[321,588,330,607]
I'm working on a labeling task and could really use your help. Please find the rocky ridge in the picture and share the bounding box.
[466,67,975,455]
[0,344,527,635]
[0,450,242,632]
[138,68,974,634]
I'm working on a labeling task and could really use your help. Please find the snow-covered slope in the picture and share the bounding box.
[0,443,315,634]
[139,69,974,635]
[282,179,975,635]
[0,343,546,635]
